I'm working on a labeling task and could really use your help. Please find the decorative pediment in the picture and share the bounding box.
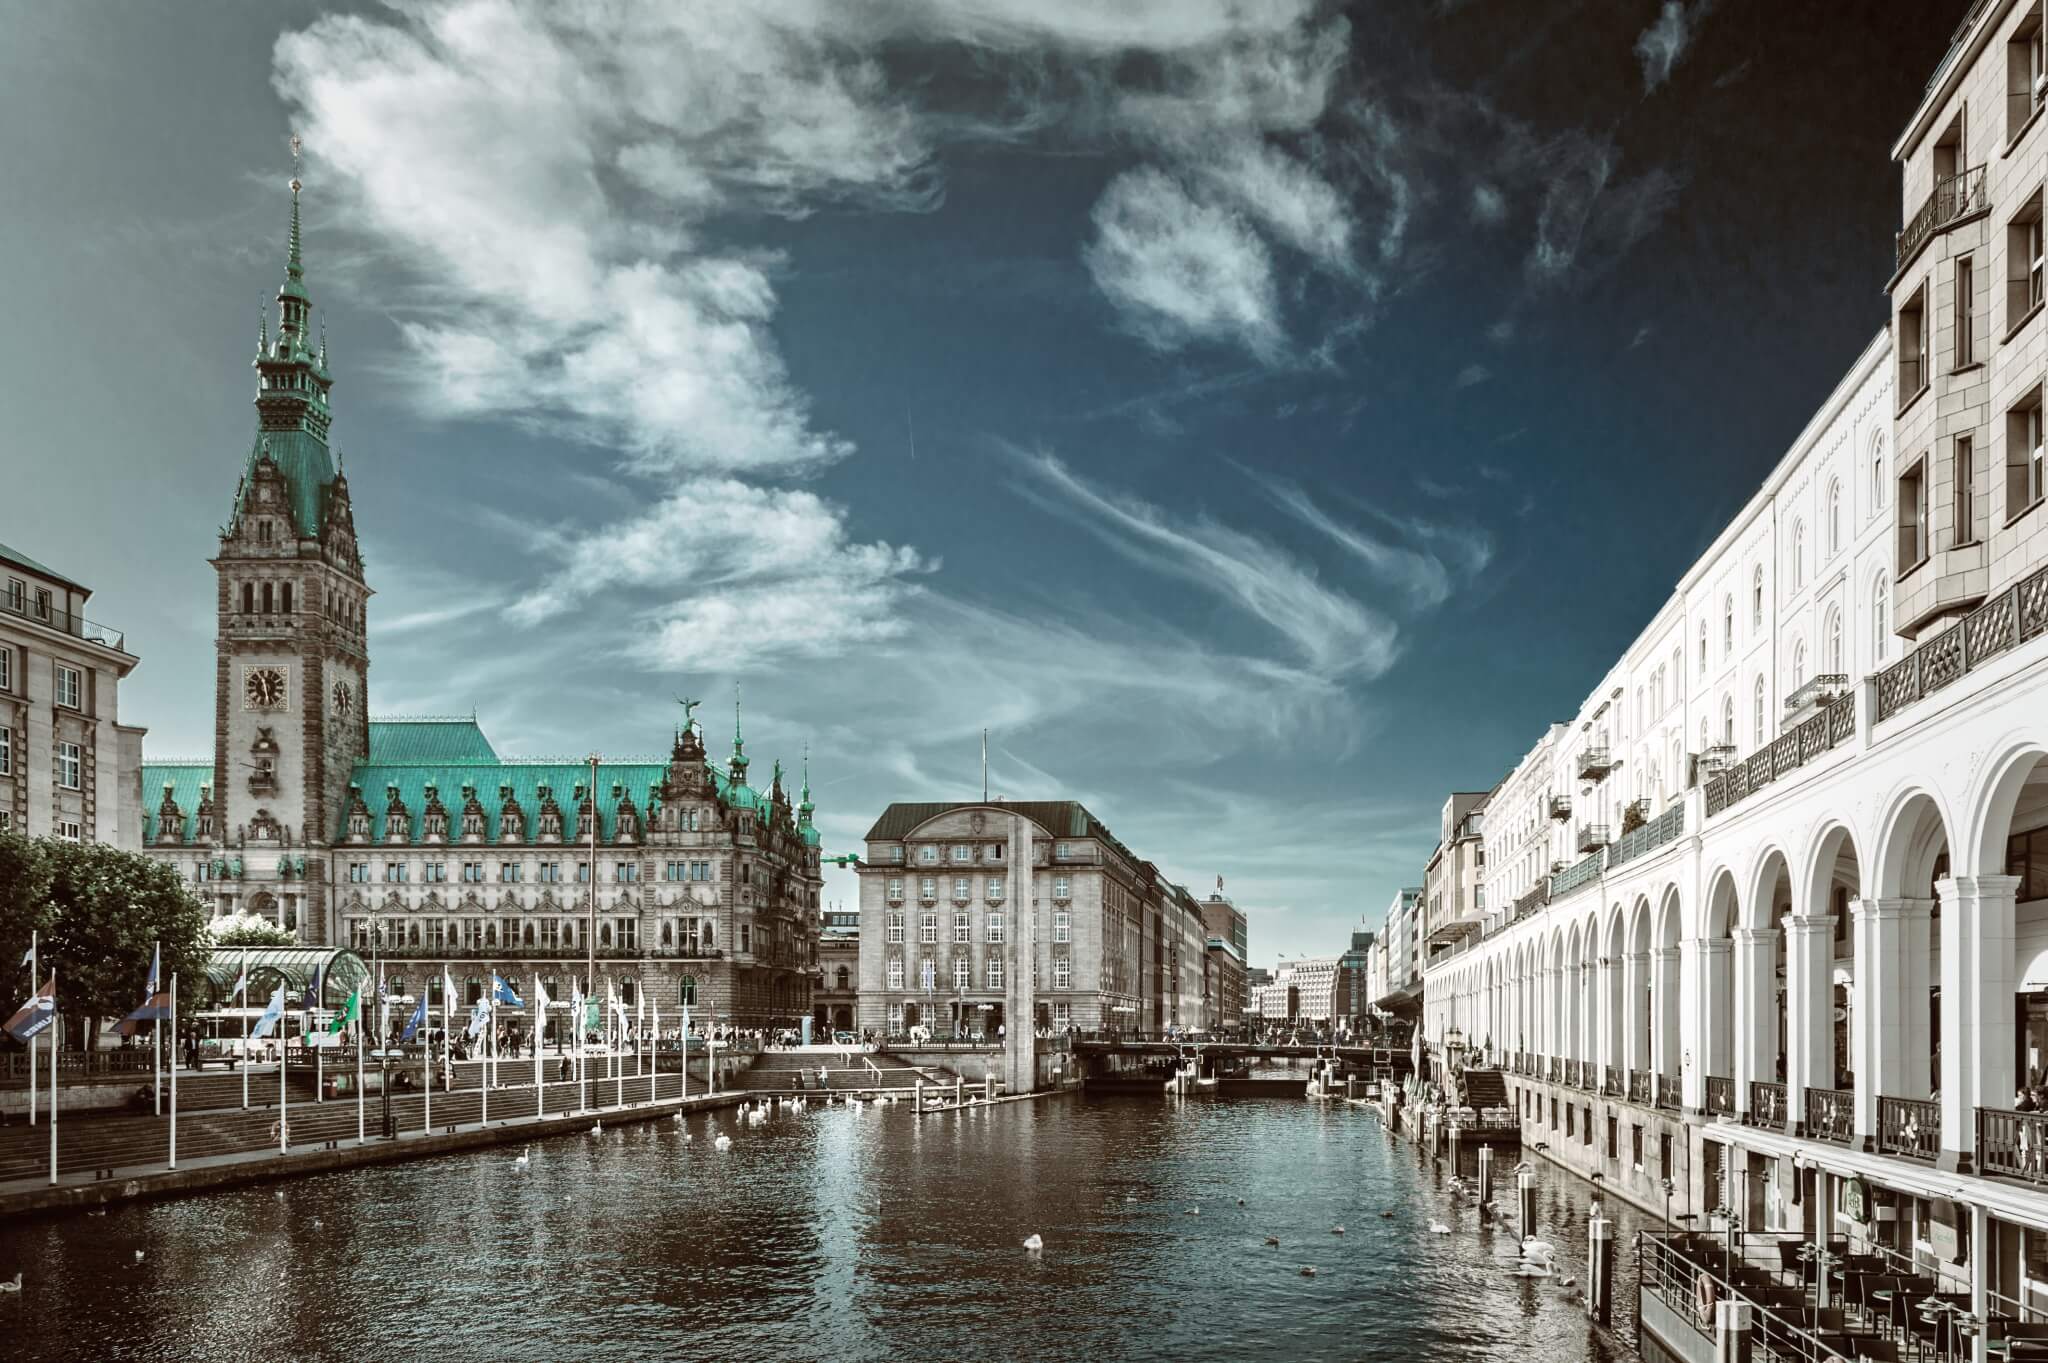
[383,783,411,842]
[536,888,559,913]
[459,784,487,842]
[421,890,445,912]
[345,888,367,911]
[420,784,450,842]
[248,808,283,842]
[383,889,408,912]
[499,784,526,843]
[536,783,564,842]
[344,784,372,843]
[460,888,483,910]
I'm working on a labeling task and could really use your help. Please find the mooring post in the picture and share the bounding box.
[1714,1299,1752,1363]
[915,1079,923,1112]
[1586,1213,1613,1325]
[1517,1164,1537,1243]
[1476,1143,1493,1209]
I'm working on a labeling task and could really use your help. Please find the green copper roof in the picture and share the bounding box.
[142,761,213,843]
[235,430,336,541]
[367,718,499,765]
[0,539,83,591]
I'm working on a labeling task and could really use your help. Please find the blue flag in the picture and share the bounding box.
[5,977,55,1042]
[491,974,524,1008]
[464,999,490,1041]
[401,993,428,1043]
[249,985,285,1040]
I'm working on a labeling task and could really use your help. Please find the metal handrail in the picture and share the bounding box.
[0,591,127,652]
[1876,563,2048,723]
[1805,1086,1855,1145]
[1877,1094,1939,1161]
[1896,164,1987,271]
[1705,693,1856,818]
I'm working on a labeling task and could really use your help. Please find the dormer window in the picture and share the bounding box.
[257,520,273,544]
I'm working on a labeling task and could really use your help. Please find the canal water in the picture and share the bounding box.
[0,1096,1646,1362]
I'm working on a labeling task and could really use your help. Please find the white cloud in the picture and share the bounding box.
[1084,168,1286,362]
[1470,182,1507,226]
[1264,479,1493,612]
[1454,362,1490,389]
[1012,449,1399,680]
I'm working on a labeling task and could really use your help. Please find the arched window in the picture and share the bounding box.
[1871,433,1887,517]
[1872,574,1890,664]
[1753,677,1767,745]
[1791,641,1807,693]
[680,974,697,1007]
[1825,607,1843,674]
[1724,595,1734,653]
[1698,621,1709,675]
[1721,696,1735,746]
[1699,718,1708,753]
[1827,479,1842,555]
[1752,565,1764,626]
[835,965,849,990]
[1791,521,1805,589]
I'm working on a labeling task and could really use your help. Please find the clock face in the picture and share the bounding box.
[243,666,288,712]
[332,680,353,717]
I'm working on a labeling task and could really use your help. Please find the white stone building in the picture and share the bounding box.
[0,541,145,847]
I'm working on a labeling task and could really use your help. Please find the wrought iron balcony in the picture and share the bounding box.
[1654,1074,1680,1111]
[1547,795,1571,822]
[1575,745,1616,781]
[1783,672,1849,714]
[1895,164,1986,272]
[0,590,127,653]
[1703,692,1856,818]
[1979,1107,2048,1184]
[1601,1065,1622,1098]
[1575,823,1611,854]
[1747,1080,1787,1130]
[1511,881,1550,918]
[1876,563,2048,724]
[1627,1070,1651,1106]
[1877,1095,1939,1161]
[1804,1085,1854,1145]
[1607,804,1684,870]
[1704,1074,1734,1115]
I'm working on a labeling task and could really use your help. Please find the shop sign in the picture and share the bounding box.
[1839,1175,1871,1224]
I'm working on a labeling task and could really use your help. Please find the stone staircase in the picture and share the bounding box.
[1461,1069,1509,1110]
[732,1050,924,1093]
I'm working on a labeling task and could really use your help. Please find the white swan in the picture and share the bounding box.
[682,1132,694,1143]
[1521,1238,1556,1259]
[1186,1206,1200,1217]
[592,1119,603,1136]
[714,1134,733,1150]
[1299,1266,1317,1277]
[134,1250,145,1262]
[1022,1234,1043,1252]
[1429,1220,1451,1234]
[1330,1226,1345,1235]
[0,1273,21,1293]
[514,1149,530,1168]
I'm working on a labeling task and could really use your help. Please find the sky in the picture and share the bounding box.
[0,1,1960,970]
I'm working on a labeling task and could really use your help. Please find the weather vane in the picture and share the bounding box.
[289,134,303,193]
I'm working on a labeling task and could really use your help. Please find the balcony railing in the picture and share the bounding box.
[1895,164,1987,272]
[1783,672,1849,714]
[1601,1065,1622,1098]
[1576,745,1616,781]
[1511,881,1550,918]
[1704,1075,1734,1115]
[1607,803,1685,870]
[1628,1069,1651,1105]
[1805,1085,1854,1145]
[1875,564,2048,724]
[1654,1074,1680,1111]
[1978,1107,2048,1184]
[1563,1058,1580,1088]
[1549,850,1603,899]
[1746,1080,1788,1130]
[1575,824,1611,854]
[1877,1095,1939,1161]
[0,591,127,652]
[1704,692,1856,818]
[1548,1056,1562,1084]
[1547,795,1572,822]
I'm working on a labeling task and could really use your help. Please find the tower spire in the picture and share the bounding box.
[287,135,304,284]
[730,683,749,783]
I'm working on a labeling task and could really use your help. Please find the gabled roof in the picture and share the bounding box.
[234,430,336,542]
[339,757,672,844]
[142,761,212,843]
[862,800,1134,863]
[366,717,499,765]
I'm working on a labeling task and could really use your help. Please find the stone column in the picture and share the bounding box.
[1653,946,1681,1081]
[1004,813,1036,1095]
[1783,913,1834,1134]
[1854,897,1932,1148]
[1599,954,1622,1086]
[1939,875,2020,1173]
[1681,937,1731,1112]
[1623,950,1650,1077]
[1731,928,1780,1117]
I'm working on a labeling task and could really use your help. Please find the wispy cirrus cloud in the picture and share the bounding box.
[1635,1,1710,93]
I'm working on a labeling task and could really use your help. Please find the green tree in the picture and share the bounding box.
[37,839,210,1026]
[0,831,57,997]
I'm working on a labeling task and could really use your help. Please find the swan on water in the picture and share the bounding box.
[134,1251,145,1262]
[514,1149,530,1168]
[591,1120,604,1136]
[311,1218,322,1230]
[1330,1226,1345,1235]
[1185,1207,1200,1217]
[0,1273,21,1293]
[1023,1234,1043,1252]
[1429,1221,1451,1234]
[1264,1236,1280,1246]
[1521,1238,1556,1259]
[1299,1266,1317,1277]
[1236,1198,1245,1206]
[714,1134,733,1150]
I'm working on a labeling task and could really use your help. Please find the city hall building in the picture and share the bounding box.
[138,177,824,1024]
[1418,3,2048,1339]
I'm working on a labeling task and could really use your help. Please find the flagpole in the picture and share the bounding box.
[651,998,660,1103]
[442,970,452,1093]
[482,996,492,1127]
[681,1002,689,1103]
[355,1004,365,1145]
[278,997,289,1154]
[533,974,543,1120]
[168,972,178,1169]
[153,941,162,1116]
[49,971,59,1187]
[578,985,588,1113]
[423,991,433,1136]
[241,944,250,1111]
[27,929,36,1126]
[615,983,624,1110]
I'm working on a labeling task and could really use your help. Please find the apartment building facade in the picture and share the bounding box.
[0,541,145,847]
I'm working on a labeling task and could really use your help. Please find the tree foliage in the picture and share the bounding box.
[0,831,57,994]
[9,835,212,1022]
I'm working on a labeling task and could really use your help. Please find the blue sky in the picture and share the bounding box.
[0,1,1955,967]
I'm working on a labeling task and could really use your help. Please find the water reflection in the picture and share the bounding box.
[0,1096,1644,1362]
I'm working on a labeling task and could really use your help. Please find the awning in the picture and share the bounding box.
[1706,1122,2048,1234]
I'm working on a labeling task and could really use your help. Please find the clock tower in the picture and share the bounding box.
[211,158,370,937]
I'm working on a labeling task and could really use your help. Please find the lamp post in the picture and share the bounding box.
[1660,1175,1676,1231]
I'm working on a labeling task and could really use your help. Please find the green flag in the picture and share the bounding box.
[326,984,361,1036]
